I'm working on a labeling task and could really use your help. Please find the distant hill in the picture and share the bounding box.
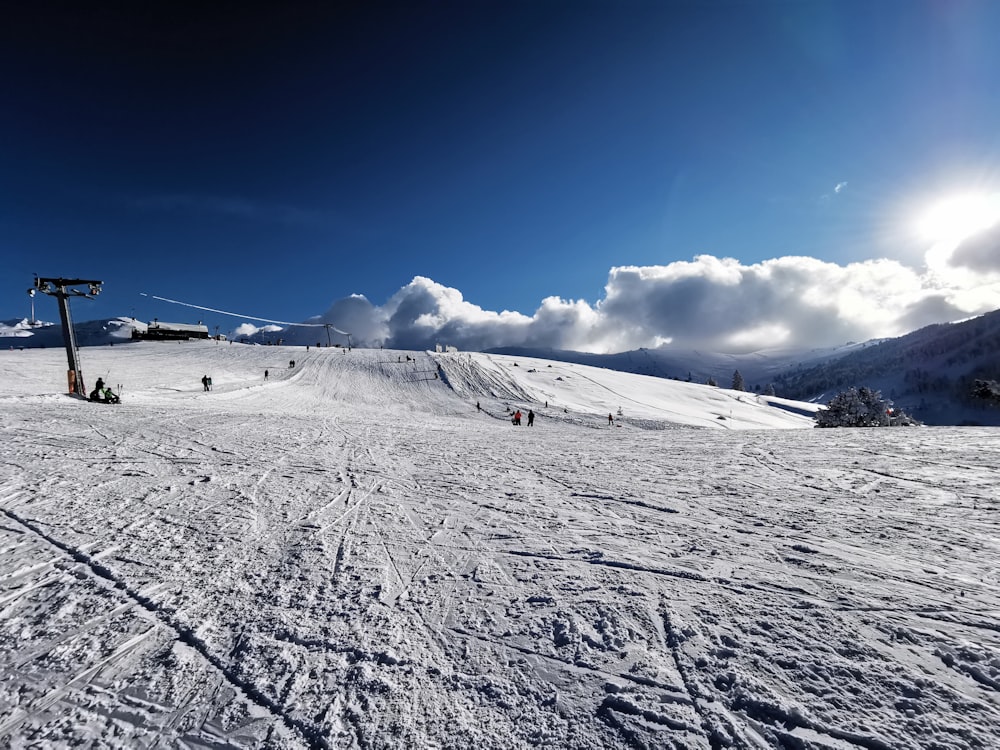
[0,318,136,348]
[484,343,865,392]
[772,309,1000,426]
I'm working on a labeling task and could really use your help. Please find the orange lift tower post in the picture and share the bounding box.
[33,276,103,397]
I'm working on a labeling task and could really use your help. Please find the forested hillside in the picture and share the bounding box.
[773,309,1000,425]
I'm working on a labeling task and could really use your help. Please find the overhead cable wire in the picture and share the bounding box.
[139,293,350,334]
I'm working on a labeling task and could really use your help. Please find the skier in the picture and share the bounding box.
[514,410,522,426]
[527,410,534,426]
[103,387,120,404]
[202,375,209,392]
[207,376,213,391]
[95,377,105,392]
[264,369,269,381]
[608,413,614,425]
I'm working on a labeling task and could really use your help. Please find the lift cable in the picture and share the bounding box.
[139,293,350,335]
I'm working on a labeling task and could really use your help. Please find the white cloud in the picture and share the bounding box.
[232,323,283,337]
[263,254,1000,354]
[950,223,1000,272]
[834,181,848,194]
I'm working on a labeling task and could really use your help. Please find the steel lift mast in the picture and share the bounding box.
[33,276,103,397]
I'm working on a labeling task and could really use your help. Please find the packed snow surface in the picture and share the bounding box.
[0,342,998,749]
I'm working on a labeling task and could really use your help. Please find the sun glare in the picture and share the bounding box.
[917,193,1000,244]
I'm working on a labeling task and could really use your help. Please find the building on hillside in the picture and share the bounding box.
[132,320,210,342]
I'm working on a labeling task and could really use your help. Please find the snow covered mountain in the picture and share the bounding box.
[1,341,997,749]
[0,316,135,347]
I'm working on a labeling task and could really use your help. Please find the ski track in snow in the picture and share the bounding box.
[0,342,998,749]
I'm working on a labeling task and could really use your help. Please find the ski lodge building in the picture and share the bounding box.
[131,320,210,342]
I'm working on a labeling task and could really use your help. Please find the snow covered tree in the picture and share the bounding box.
[972,379,1000,403]
[815,387,909,427]
[707,376,718,387]
[764,383,776,396]
[731,370,745,391]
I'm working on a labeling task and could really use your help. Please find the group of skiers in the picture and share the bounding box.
[201,375,213,391]
[88,377,119,404]
[509,408,535,426]
[483,402,618,428]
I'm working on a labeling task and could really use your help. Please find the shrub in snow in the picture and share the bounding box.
[971,379,1000,403]
[815,387,917,428]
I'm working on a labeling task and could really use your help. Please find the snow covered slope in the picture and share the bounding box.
[437,352,818,429]
[0,342,817,429]
[0,342,997,749]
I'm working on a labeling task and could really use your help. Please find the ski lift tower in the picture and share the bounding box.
[322,324,352,349]
[34,276,103,397]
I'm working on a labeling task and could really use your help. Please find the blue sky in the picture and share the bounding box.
[4,1,1000,352]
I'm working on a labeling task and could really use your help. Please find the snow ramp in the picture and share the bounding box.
[432,352,536,403]
[222,348,472,417]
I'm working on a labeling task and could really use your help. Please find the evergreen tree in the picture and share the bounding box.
[764,383,776,396]
[707,376,718,387]
[731,370,745,391]
[815,387,915,427]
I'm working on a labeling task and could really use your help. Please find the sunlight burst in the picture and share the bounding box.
[917,193,1000,244]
